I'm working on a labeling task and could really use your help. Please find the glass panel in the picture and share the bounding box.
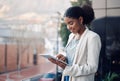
[0,0,71,81]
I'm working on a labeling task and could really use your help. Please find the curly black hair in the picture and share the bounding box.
[64,5,95,25]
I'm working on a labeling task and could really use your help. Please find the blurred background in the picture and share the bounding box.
[0,0,120,81]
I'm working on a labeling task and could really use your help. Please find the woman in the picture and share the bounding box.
[49,5,101,81]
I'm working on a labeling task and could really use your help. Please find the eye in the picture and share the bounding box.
[69,21,73,25]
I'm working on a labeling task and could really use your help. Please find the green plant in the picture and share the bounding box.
[102,72,119,81]
[59,23,70,47]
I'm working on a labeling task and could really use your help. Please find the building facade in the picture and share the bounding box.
[92,0,120,81]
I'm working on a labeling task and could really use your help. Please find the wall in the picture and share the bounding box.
[92,0,120,18]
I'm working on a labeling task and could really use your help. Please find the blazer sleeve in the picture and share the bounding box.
[62,34,101,77]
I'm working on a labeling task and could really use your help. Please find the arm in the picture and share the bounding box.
[63,35,101,77]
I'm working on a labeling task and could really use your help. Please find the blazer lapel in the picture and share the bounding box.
[73,28,89,64]
[65,33,75,48]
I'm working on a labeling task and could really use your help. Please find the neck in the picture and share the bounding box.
[78,25,86,35]
[74,25,86,40]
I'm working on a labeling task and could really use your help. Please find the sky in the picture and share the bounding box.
[0,0,71,20]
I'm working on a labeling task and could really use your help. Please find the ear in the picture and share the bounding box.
[78,16,83,24]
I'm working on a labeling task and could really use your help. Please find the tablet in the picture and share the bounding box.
[39,54,68,65]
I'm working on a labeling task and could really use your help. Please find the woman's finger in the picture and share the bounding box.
[56,54,64,59]
[56,61,66,69]
[60,57,66,61]
[48,58,57,64]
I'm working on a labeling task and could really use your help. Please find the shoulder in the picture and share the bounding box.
[87,29,100,39]
[87,29,101,49]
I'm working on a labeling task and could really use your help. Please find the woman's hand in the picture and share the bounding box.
[48,54,67,69]
[56,54,66,62]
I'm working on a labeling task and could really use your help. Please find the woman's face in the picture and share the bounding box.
[64,17,82,34]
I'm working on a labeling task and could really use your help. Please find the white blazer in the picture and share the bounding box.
[62,28,101,81]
